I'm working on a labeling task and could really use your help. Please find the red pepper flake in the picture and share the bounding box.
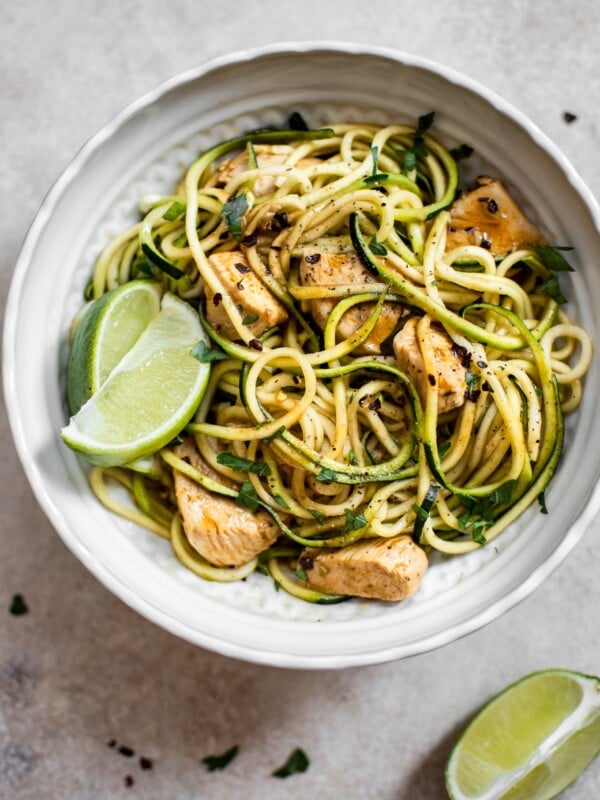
[139,756,153,771]
[213,293,222,307]
[305,253,321,264]
[236,280,245,290]
[563,111,577,124]
[118,746,135,758]
[107,739,117,749]
[451,342,472,368]
[235,262,251,274]
[124,775,134,788]
[480,237,492,250]
[427,374,437,386]
[249,339,263,351]
[476,360,488,368]
[299,555,314,571]
[368,397,382,411]
[487,198,498,213]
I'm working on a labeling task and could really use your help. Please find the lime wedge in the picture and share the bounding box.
[62,293,210,466]
[445,669,600,800]
[67,280,161,414]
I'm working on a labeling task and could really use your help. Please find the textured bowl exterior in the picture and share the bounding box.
[4,43,600,668]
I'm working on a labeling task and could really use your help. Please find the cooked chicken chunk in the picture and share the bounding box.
[205,251,288,338]
[299,251,406,354]
[393,317,467,414]
[299,535,427,601]
[173,439,279,567]
[215,145,320,197]
[446,176,545,257]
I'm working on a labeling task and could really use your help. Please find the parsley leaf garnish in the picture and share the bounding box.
[216,452,271,477]
[400,111,435,174]
[221,194,249,241]
[237,480,260,512]
[242,313,259,325]
[309,509,326,523]
[203,745,239,772]
[465,371,481,401]
[273,494,290,510]
[530,244,575,272]
[341,508,368,534]
[190,340,229,363]
[538,491,549,514]
[163,200,186,221]
[538,274,568,305]
[272,748,310,778]
[316,467,338,482]
[295,568,309,582]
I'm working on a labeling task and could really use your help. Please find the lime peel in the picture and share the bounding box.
[445,669,600,800]
[62,292,210,466]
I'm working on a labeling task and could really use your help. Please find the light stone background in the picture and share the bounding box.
[1,1,599,798]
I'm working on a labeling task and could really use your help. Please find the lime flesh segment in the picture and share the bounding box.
[67,280,161,414]
[445,669,600,800]
[62,293,210,466]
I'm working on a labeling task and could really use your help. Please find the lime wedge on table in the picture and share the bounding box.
[67,280,161,414]
[445,669,600,800]
[62,292,210,466]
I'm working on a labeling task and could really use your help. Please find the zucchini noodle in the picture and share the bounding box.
[76,114,592,603]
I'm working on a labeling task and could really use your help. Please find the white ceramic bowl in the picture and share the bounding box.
[4,43,600,668]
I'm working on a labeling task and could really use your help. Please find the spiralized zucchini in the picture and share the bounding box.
[80,114,592,600]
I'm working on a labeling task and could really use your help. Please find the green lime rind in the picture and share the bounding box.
[62,293,210,466]
[445,669,600,800]
[67,280,161,414]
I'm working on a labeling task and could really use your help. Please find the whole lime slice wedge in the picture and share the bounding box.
[62,292,210,466]
[445,669,600,800]
[67,280,162,414]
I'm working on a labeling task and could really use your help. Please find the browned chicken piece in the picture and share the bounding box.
[445,176,545,257]
[173,439,280,567]
[299,251,406,354]
[215,145,321,197]
[393,317,467,414]
[205,251,288,338]
[299,535,428,601]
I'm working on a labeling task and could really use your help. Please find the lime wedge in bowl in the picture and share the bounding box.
[62,292,210,466]
[445,669,600,800]
[67,280,162,414]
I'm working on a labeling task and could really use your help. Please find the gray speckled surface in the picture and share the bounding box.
[2,1,599,798]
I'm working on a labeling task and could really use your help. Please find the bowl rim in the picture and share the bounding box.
[4,41,600,668]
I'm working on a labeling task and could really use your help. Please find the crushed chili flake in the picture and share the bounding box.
[118,746,135,758]
[124,775,134,787]
[299,555,314,571]
[249,339,263,351]
[487,198,498,213]
[428,374,437,386]
[563,111,577,123]
[139,757,153,771]
[480,238,492,250]
[235,262,251,274]
[451,342,472,368]
[236,280,245,290]
[368,397,382,411]
[305,253,321,264]
[213,293,222,307]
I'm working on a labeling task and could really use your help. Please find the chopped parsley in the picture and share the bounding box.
[400,111,435,174]
[216,452,271,477]
[531,244,575,305]
[316,467,338,482]
[538,273,568,304]
[465,371,481,401]
[262,425,285,444]
[273,494,290,510]
[221,194,249,241]
[341,508,368,534]
[190,340,229,363]
[294,568,309,582]
[309,509,326,524]
[203,745,239,772]
[538,491,549,514]
[458,481,517,537]
[242,314,259,325]
[272,748,310,778]
[236,480,260,512]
